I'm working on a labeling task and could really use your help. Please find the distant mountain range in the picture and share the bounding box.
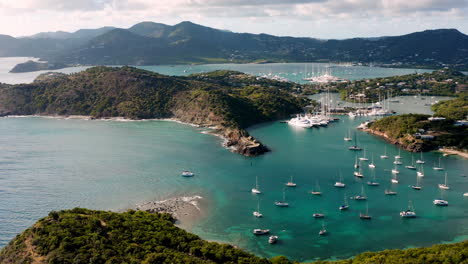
[1,21,467,70]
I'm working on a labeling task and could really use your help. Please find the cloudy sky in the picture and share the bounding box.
[0,0,467,38]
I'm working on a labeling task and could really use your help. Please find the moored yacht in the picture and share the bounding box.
[287,115,313,128]
[438,173,450,190]
[312,213,325,218]
[368,154,376,168]
[285,175,297,187]
[359,203,372,220]
[339,193,349,210]
[380,146,389,159]
[433,157,444,171]
[275,189,289,207]
[253,229,270,235]
[268,235,279,244]
[319,222,327,236]
[351,186,367,200]
[253,199,263,217]
[181,170,195,177]
[416,152,425,164]
[433,199,448,206]
[310,181,322,195]
[359,149,369,161]
[405,155,416,170]
[400,201,417,218]
[391,164,400,174]
[252,176,262,194]
[385,189,397,195]
[334,172,346,188]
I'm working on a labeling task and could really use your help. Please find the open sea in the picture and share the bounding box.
[0,58,466,261]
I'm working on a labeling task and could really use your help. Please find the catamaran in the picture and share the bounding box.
[416,152,425,164]
[368,154,376,168]
[438,173,450,190]
[405,154,416,169]
[285,175,297,187]
[359,149,369,161]
[339,192,349,210]
[253,198,263,217]
[181,170,195,177]
[252,176,262,194]
[359,203,372,220]
[344,129,352,141]
[433,157,444,171]
[311,181,322,195]
[380,146,389,159]
[351,185,368,200]
[400,201,417,218]
[348,133,362,151]
[334,172,346,188]
[275,189,289,207]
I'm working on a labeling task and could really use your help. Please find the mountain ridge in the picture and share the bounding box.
[1,21,467,70]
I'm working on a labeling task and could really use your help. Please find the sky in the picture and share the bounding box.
[0,0,467,39]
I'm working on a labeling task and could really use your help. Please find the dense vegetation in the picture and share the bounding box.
[0,66,307,156]
[368,113,468,151]
[0,208,270,264]
[337,69,468,102]
[432,94,468,120]
[1,21,467,70]
[314,241,468,264]
[9,61,66,73]
[0,208,466,264]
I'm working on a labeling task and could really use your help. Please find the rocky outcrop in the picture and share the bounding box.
[363,128,435,152]
[223,128,269,156]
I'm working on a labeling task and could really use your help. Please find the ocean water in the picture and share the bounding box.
[0,58,466,261]
[0,106,467,261]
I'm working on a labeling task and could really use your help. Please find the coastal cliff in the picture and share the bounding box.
[362,113,467,153]
[0,67,307,156]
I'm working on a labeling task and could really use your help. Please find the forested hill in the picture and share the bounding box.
[0,66,307,156]
[0,208,466,264]
[1,21,467,70]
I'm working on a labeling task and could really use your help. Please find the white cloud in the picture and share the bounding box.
[0,0,466,38]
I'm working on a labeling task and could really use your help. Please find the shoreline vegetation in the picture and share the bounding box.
[0,208,466,263]
[0,66,309,157]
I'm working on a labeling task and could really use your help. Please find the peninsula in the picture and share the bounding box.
[0,66,308,156]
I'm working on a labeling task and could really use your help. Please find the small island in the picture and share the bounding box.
[9,60,67,73]
[361,95,467,155]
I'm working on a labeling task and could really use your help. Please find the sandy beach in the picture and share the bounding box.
[135,195,206,230]
[439,148,468,159]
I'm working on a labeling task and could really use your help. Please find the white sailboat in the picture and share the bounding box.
[359,203,372,220]
[354,155,359,169]
[438,173,450,190]
[319,222,327,236]
[395,149,402,159]
[433,157,444,171]
[380,146,389,159]
[354,163,364,178]
[359,149,369,161]
[416,152,425,164]
[367,170,379,186]
[181,170,195,177]
[351,185,368,200]
[400,200,417,218]
[344,129,352,141]
[311,180,322,195]
[417,164,424,177]
[385,189,397,195]
[285,175,297,187]
[405,154,416,170]
[334,172,346,188]
[368,154,376,168]
[348,133,362,151]
[251,176,262,194]
[253,198,263,217]
[275,189,289,207]
[411,174,422,190]
[339,193,349,210]
[391,171,399,184]
[391,163,400,174]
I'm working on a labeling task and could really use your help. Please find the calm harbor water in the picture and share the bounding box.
[0,57,431,84]
[0,58,466,261]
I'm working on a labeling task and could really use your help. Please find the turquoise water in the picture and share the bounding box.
[1,108,467,261]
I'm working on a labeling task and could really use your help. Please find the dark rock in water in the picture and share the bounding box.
[9,60,67,73]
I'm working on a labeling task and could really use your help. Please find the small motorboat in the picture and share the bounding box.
[433,199,448,206]
[181,170,195,177]
[253,229,270,235]
[312,213,325,218]
[268,235,279,244]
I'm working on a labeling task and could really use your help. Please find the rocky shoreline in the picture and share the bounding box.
[362,127,434,152]
[136,195,205,229]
